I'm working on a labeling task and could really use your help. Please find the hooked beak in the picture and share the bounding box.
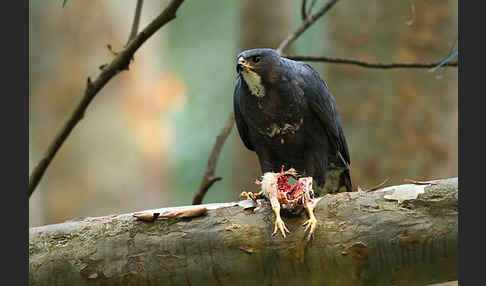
[237,56,253,73]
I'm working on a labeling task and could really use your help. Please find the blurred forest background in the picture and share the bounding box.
[29,0,458,227]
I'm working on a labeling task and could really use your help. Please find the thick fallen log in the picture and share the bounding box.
[29,178,458,286]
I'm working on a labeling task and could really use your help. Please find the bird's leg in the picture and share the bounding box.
[302,199,317,241]
[270,197,289,238]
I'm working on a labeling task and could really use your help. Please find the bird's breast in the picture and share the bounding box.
[260,118,304,139]
[239,73,309,142]
[251,94,306,140]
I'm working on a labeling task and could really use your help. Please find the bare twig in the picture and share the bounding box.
[301,0,308,20]
[277,0,340,54]
[28,0,185,198]
[406,0,416,26]
[429,50,458,72]
[404,178,439,185]
[127,0,144,45]
[192,114,235,205]
[364,178,390,192]
[282,0,457,71]
[307,0,318,15]
[285,55,458,69]
[106,44,119,56]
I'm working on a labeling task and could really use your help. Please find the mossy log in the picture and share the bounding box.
[29,178,458,286]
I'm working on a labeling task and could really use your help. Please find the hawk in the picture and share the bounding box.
[234,48,352,196]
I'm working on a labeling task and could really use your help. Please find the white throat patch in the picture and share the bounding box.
[241,70,265,98]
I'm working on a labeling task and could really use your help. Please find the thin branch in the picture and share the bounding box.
[364,178,390,192]
[285,55,458,69]
[301,0,308,20]
[406,0,416,26]
[307,0,318,15]
[127,0,144,45]
[404,178,439,185]
[192,114,235,205]
[429,50,458,72]
[277,0,340,54]
[28,0,185,198]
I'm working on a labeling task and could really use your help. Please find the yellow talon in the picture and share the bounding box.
[302,217,317,240]
[272,216,290,238]
[303,202,317,240]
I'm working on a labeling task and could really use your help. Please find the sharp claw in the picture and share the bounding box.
[302,218,317,240]
[273,218,290,238]
[303,221,311,231]
[281,224,289,237]
[306,231,314,241]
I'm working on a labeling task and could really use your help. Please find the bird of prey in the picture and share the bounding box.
[233,48,351,197]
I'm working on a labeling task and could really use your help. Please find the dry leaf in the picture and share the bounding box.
[133,212,160,222]
[404,178,439,185]
[160,207,207,219]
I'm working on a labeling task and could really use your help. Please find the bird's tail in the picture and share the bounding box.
[339,169,352,192]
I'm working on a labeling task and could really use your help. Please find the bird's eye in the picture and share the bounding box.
[253,56,261,63]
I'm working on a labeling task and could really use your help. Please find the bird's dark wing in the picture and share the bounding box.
[233,76,255,151]
[297,63,350,165]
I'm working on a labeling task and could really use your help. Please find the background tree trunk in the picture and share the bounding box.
[30,178,458,286]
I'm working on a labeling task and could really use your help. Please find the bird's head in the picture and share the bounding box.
[236,48,281,75]
[236,48,281,97]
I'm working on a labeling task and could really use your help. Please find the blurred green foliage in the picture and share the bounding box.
[164,0,238,205]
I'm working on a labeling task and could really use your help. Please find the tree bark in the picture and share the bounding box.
[29,178,458,286]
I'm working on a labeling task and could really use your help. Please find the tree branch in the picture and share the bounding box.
[28,0,185,198]
[126,0,144,46]
[285,55,459,69]
[192,113,235,205]
[307,0,318,16]
[277,0,340,54]
[406,0,416,26]
[279,0,457,71]
[301,0,308,20]
[30,178,458,285]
